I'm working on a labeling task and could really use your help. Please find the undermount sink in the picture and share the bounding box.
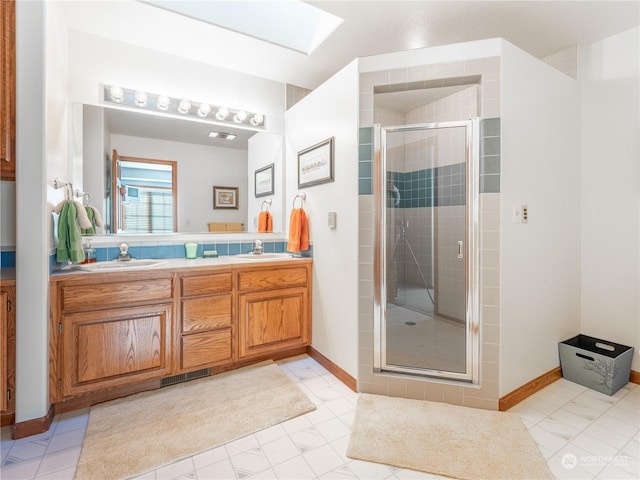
[233,253,294,261]
[78,259,167,271]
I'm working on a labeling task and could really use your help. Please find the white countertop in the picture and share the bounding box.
[53,253,309,276]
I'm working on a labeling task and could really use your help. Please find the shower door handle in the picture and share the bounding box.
[457,241,464,259]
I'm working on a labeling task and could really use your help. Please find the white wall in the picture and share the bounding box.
[109,134,248,231]
[285,60,360,378]
[499,42,581,395]
[14,0,67,423]
[579,26,640,372]
[248,133,284,233]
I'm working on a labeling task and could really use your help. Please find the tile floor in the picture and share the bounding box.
[1,355,638,480]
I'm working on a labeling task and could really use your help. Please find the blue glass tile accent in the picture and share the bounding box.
[359,161,372,178]
[172,245,184,258]
[358,127,373,196]
[157,245,173,259]
[359,127,372,144]
[359,144,373,162]
[228,243,241,255]
[0,251,16,268]
[216,243,229,256]
[359,178,372,195]
[128,246,143,259]
[481,175,500,193]
[480,117,501,193]
[94,247,109,262]
[481,117,501,137]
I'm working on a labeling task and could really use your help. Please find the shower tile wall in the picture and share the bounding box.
[358,56,502,409]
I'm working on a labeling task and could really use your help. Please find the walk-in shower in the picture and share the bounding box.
[373,119,480,383]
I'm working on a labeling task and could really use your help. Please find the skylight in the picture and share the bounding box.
[140,0,343,55]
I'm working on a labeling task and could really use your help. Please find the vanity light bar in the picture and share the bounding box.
[103,85,266,128]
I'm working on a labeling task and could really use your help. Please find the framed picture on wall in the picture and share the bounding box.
[213,186,239,209]
[298,137,334,188]
[255,164,274,197]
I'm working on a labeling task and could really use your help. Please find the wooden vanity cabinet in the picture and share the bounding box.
[50,273,174,401]
[49,260,312,407]
[179,271,234,371]
[237,264,311,359]
[0,281,15,425]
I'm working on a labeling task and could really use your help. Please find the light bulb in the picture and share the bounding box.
[233,110,247,123]
[250,113,264,126]
[197,103,211,118]
[156,95,170,111]
[134,91,148,107]
[178,99,191,114]
[109,85,124,103]
[225,134,237,140]
[215,107,229,120]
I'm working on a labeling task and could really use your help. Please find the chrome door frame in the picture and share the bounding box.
[373,119,480,383]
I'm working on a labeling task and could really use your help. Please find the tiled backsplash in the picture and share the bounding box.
[48,240,312,272]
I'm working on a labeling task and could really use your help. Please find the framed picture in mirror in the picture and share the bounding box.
[213,186,239,209]
[255,163,274,197]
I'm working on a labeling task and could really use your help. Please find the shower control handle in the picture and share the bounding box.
[457,241,464,259]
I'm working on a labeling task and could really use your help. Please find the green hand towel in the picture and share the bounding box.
[81,206,96,235]
[57,201,86,264]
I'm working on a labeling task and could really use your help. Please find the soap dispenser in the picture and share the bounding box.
[81,239,96,264]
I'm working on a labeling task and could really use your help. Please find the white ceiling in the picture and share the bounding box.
[61,1,639,90]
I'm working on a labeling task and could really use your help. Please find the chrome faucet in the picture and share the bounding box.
[117,242,132,261]
[252,240,263,254]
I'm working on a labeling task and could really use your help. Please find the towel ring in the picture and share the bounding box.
[292,193,306,208]
[261,199,272,212]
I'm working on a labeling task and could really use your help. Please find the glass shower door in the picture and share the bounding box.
[373,119,480,383]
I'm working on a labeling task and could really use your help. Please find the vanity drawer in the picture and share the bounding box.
[60,278,173,312]
[181,329,232,370]
[182,295,232,333]
[238,266,308,292]
[181,273,232,297]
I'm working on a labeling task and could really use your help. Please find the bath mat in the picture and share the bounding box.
[75,361,316,480]
[346,393,553,480]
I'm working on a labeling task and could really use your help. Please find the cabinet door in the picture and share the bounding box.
[238,287,309,359]
[0,286,14,417]
[0,292,6,412]
[60,304,172,398]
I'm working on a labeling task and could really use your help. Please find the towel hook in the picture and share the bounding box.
[53,178,69,189]
[292,192,306,209]
[261,198,272,212]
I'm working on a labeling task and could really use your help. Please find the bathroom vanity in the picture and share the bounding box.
[48,258,312,410]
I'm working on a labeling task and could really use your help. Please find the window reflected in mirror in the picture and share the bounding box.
[112,150,177,233]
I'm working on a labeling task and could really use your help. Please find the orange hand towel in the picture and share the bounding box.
[257,211,273,233]
[287,208,309,252]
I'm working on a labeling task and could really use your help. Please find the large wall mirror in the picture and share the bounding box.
[76,103,283,235]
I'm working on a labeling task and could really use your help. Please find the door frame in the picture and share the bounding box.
[372,119,480,383]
